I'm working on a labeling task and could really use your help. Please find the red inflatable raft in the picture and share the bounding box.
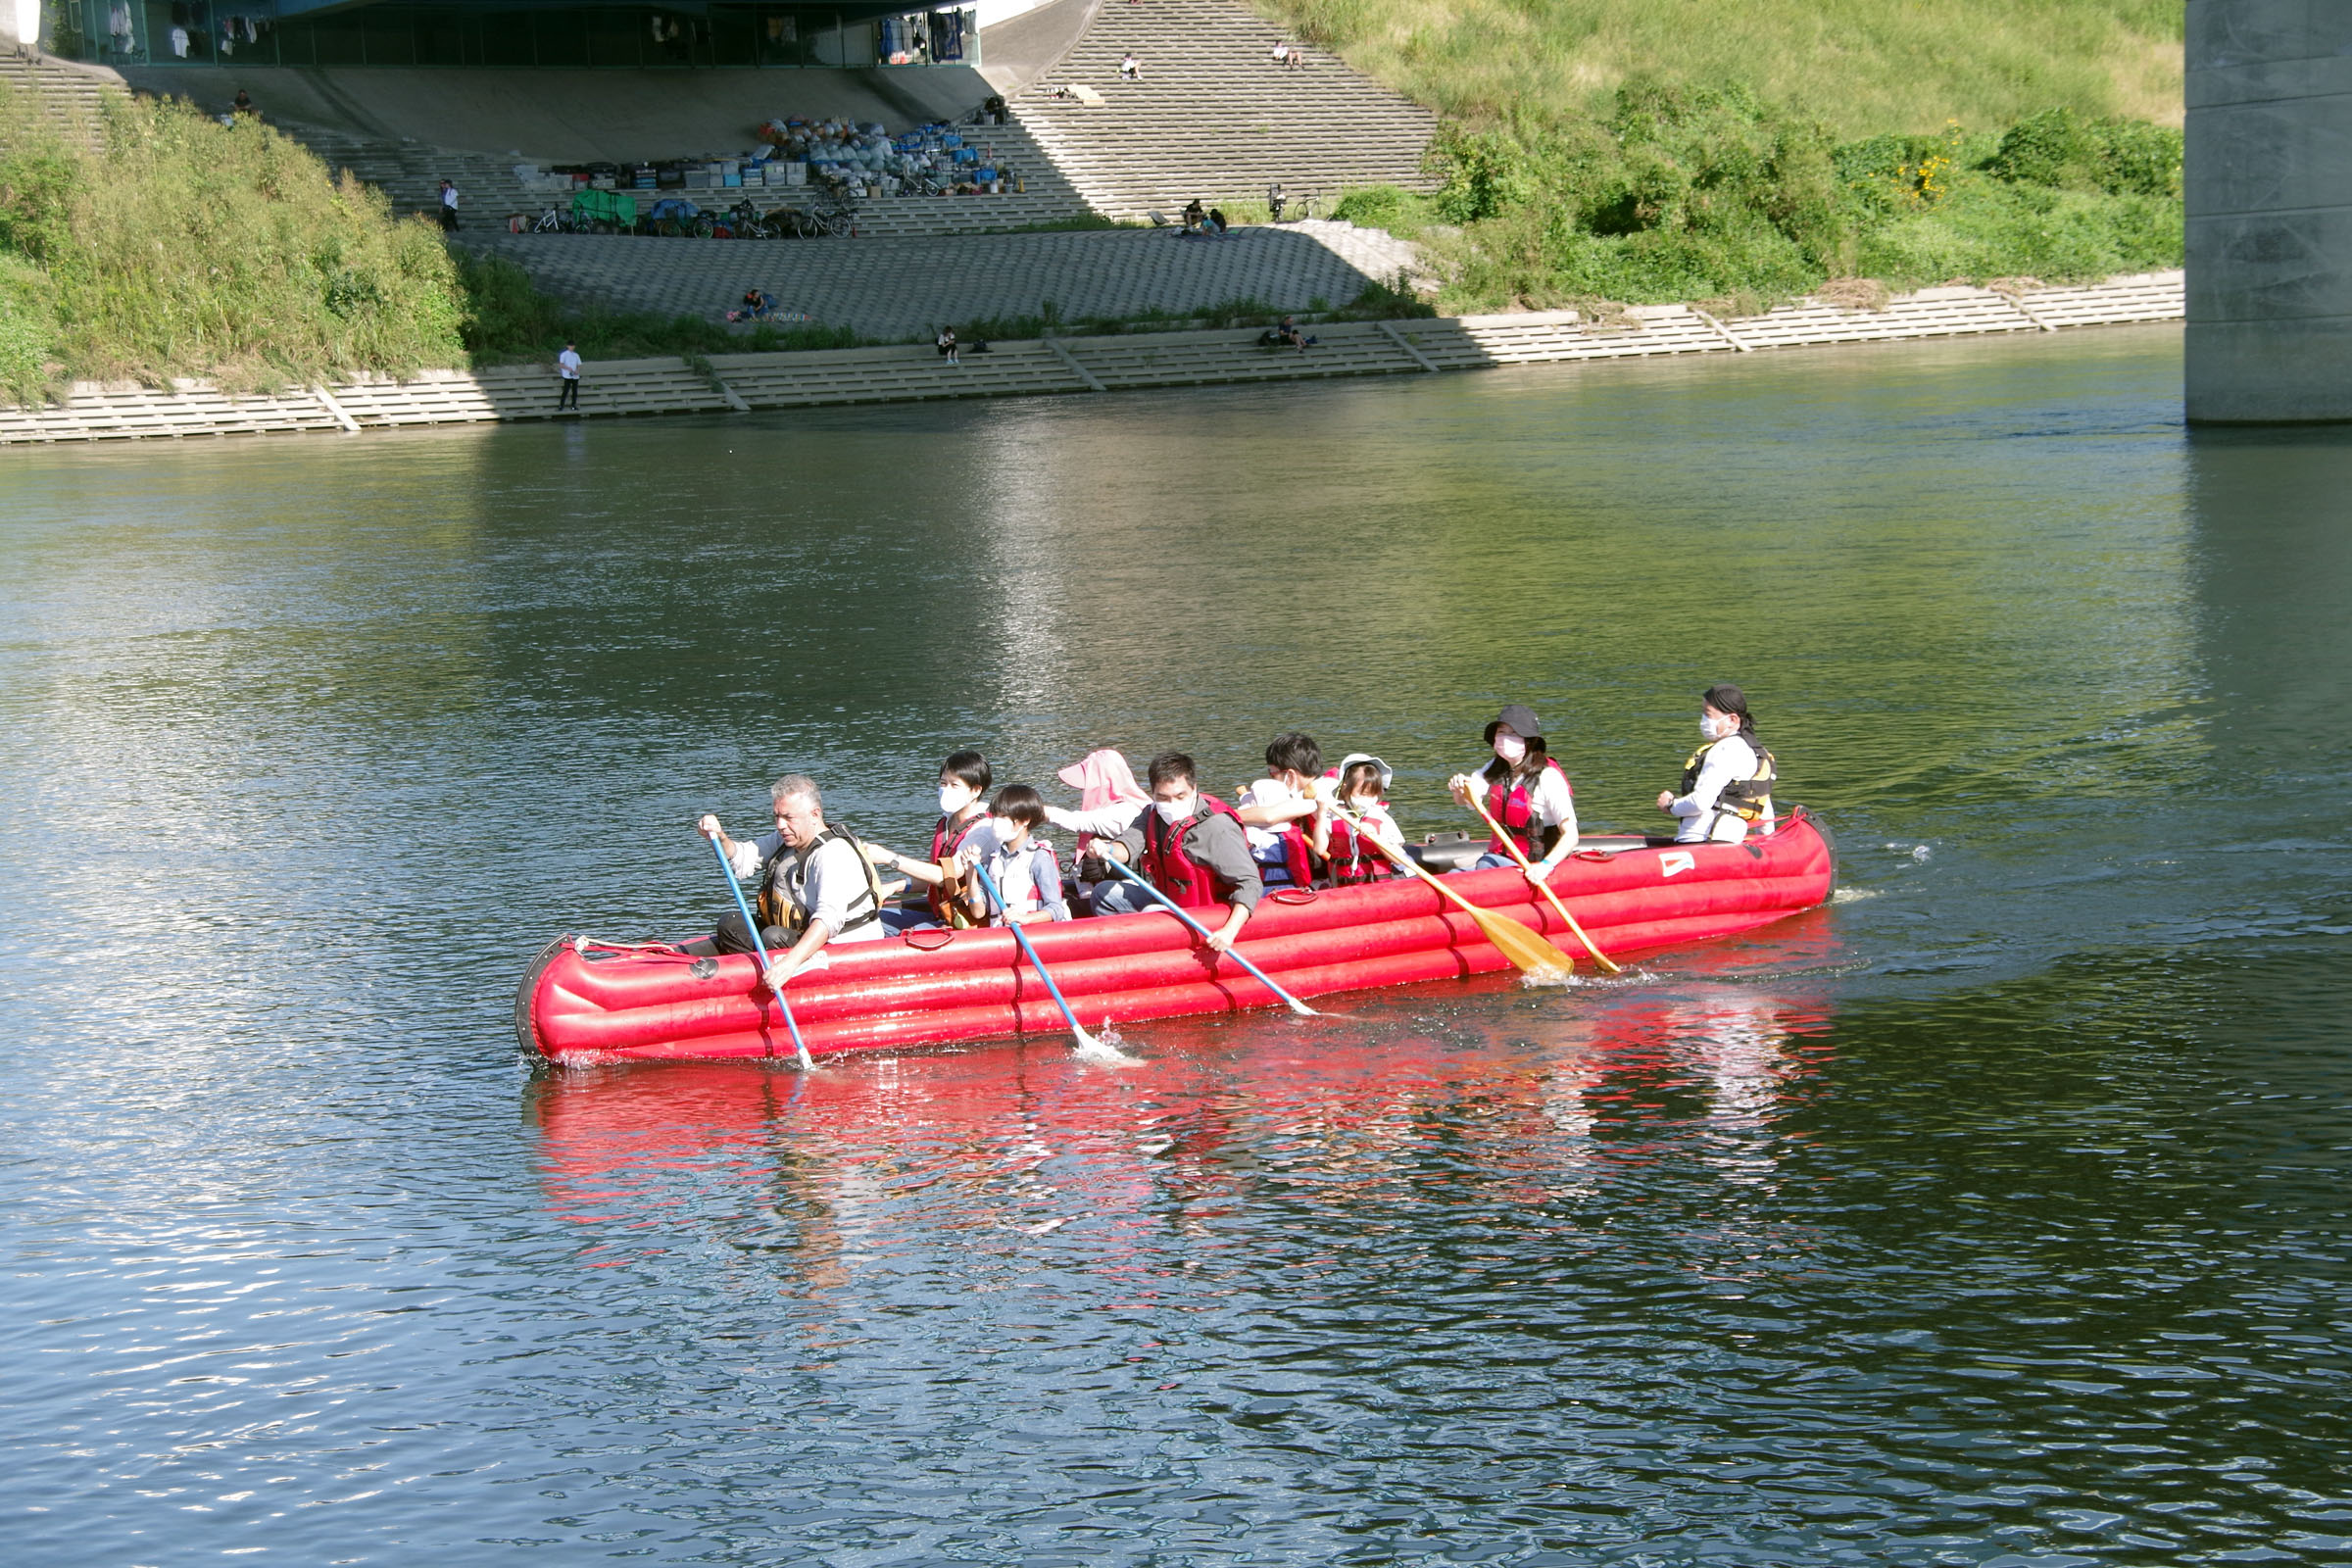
[517,812,1836,1064]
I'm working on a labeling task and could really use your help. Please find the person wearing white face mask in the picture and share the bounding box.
[863,749,996,929]
[1096,752,1262,949]
[1658,684,1777,844]
[1449,703,1578,879]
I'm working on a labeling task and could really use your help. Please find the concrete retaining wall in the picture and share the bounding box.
[1,271,2184,446]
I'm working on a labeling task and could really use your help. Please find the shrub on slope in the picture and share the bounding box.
[0,84,464,402]
[1340,83,2181,312]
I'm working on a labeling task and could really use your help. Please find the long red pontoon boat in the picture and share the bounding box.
[516,812,1836,1064]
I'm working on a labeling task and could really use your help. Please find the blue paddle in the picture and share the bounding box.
[708,831,813,1070]
[967,857,1124,1060]
[1102,858,1318,1016]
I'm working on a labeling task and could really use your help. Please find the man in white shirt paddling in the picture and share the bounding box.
[691,774,887,991]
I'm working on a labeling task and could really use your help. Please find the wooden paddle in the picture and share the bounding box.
[1463,793,1623,973]
[1332,807,1574,982]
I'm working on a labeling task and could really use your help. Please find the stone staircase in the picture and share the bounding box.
[1010,0,1438,220]
[0,49,122,148]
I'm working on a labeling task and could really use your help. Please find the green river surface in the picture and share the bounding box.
[3,323,2348,1565]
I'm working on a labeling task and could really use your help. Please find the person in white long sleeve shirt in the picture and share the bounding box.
[691,773,885,992]
[1658,684,1778,844]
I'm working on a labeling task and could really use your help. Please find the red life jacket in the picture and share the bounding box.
[1323,812,1394,886]
[1485,759,1569,859]
[1139,794,1247,909]
[1259,818,1318,891]
[926,810,987,923]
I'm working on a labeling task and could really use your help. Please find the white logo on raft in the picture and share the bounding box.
[1659,852,1696,879]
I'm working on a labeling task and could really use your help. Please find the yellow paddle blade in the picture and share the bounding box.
[1330,803,1575,981]
[1463,902,1576,980]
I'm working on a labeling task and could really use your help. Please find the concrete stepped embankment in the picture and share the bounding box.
[2,271,2185,446]
[0,49,122,147]
[1009,0,1439,219]
[464,220,1421,334]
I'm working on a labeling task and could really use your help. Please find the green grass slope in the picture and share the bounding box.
[1257,0,2181,135]
[0,85,872,401]
[0,84,466,401]
[1259,1,2184,314]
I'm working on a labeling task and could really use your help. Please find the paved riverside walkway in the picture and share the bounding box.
[0,273,2185,446]
[470,220,1425,336]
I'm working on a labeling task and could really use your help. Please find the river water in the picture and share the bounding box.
[3,325,2348,1565]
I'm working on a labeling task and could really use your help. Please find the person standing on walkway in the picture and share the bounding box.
[438,179,460,233]
[555,342,581,411]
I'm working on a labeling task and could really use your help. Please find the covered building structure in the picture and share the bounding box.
[50,0,983,74]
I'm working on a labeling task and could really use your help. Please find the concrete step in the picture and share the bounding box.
[1002,0,1438,220]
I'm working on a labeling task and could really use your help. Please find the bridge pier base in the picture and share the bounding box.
[2186,2,2352,423]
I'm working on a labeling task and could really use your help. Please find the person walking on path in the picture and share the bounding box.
[555,342,581,411]
[438,179,460,233]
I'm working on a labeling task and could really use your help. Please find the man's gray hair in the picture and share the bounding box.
[770,774,821,812]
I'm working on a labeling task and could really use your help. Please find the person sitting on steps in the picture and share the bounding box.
[1260,316,1316,351]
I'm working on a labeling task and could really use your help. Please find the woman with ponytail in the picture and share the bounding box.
[1658,683,1777,844]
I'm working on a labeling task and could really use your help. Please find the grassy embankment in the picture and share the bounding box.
[1253,0,2185,313]
[0,83,1422,403]
[0,85,885,403]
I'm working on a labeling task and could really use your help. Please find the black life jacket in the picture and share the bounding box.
[1679,734,1777,830]
[755,824,884,938]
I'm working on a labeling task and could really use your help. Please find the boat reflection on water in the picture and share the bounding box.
[522,910,1844,1300]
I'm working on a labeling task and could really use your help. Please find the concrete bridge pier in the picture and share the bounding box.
[2186,3,2352,423]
